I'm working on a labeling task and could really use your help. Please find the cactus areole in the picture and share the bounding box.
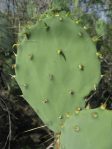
[15,12,101,132]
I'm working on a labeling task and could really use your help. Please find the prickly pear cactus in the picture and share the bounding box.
[60,108,112,149]
[0,13,13,51]
[15,13,101,132]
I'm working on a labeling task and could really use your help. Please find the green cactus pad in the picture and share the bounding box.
[60,108,112,149]
[16,14,101,132]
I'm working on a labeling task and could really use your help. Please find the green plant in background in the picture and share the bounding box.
[95,18,106,36]
[0,12,13,52]
[26,0,37,20]
[0,11,16,93]
[51,0,70,11]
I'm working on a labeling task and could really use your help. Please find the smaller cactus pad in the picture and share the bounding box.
[60,108,112,149]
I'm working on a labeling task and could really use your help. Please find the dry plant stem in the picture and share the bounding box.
[54,133,60,149]
[0,96,12,149]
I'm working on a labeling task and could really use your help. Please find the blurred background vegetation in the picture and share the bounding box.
[0,0,112,149]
